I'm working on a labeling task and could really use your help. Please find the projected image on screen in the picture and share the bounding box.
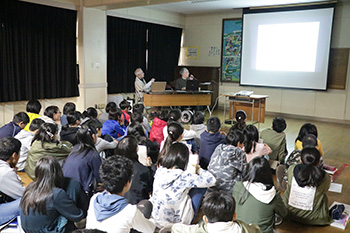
[256,22,320,72]
[240,7,334,90]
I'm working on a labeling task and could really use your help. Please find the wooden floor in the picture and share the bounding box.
[15,110,350,232]
[211,110,350,233]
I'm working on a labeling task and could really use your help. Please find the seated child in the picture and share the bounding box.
[190,111,206,147]
[233,157,287,233]
[171,190,261,233]
[102,109,126,140]
[98,102,117,125]
[20,156,86,233]
[0,112,29,138]
[127,122,159,163]
[60,111,81,145]
[283,148,331,225]
[40,106,62,138]
[130,111,150,138]
[119,99,131,126]
[0,137,24,225]
[231,110,247,131]
[158,121,198,170]
[63,121,102,194]
[24,99,42,132]
[162,109,197,152]
[260,117,287,165]
[61,102,76,127]
[86,155,156,233]
[116,136,154,204]
[295,123,324,156]
[276,134,318,191]
[208,129,246,193]
[199,116,226,169]
[243,125,272,163]
[82,107,99,120]
[151,142,216,228]
[15,118,45,171]
[149,109,168,148]
[89,119,117,158]
[133,104,151,133]
[26,123,72,180]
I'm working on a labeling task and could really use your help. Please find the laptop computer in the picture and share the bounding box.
[186,79,199,91]
[151,81,167,92]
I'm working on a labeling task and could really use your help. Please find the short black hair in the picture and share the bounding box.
[206,116,221,133]
[86,107,98,119]
[131,111,143,124]
[119,99,131,110]
[89,118,103,130]
[302,134,318,148]
[226,129,244,146]
[67,111,81,126]
[44,106,60,119]
[100,155,133,194]
[0,137,21,161]
[13,112,30,124]
[296,123,318,142]
[272,117,287,133]
[108,109,122,121]
[29,118,45,132]
[133,104,144,113]
[162,142,189,170]
[116,136,139,162]
[105,102,117,113]
[158,110,169,122]
[192,111,204,125]
[26,100,42,114]
[63,102,76,115]
[168,109,181,122]
[203,191,235,223]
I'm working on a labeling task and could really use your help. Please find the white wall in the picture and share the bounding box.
[182,2,350,121]
[107,7,185,28]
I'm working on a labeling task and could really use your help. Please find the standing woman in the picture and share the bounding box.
[20,156,85,233]
[62,121,102,194]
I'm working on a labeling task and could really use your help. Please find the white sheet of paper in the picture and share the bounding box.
[137,145,148,166]
[288,177,316,211]
[328,183,342,193]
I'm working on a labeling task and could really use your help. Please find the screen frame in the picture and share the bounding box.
[239,3,336,91]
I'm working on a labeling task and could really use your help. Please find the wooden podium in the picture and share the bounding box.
[144,90,213,115]
[223,94,268,125]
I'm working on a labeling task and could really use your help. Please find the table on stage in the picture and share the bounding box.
[223,93,268,127]
[143,90,213,114]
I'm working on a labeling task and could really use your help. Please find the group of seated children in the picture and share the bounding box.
[0,99,332,233]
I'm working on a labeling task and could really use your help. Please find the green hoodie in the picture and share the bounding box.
[233,181,287,233]
[26,140,72,179]
[171,220,262,233]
